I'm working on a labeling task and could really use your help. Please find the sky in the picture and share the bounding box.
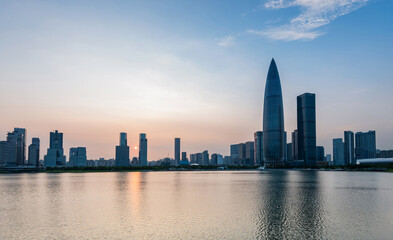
[0,0,392,160]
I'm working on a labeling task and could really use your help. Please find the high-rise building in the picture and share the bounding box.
[120,132,127,146]
[333,138,345,166]
[0,140,17,166]
[237,142,255,166]
[263,59,285,167]
[190,154,197,164]
[28,138,40,167]
[245,141,255,166]
[217,154,224,165]
[291,130,299,160]
[223,156,232,165]
[316,146,325,161]
[44,130,66,167]
[230,144,239,164]
[286,143,293,161]
[254,131,263,166]
[139,133,148,166]
[238,143,246,165]
[116,132,129,166]
[174,138,180,166]
[355,131,376,160]
[69,147,87,167]
[196,153,203,165]
[344,131,355,165]
[181,152,187,161]
[7,128,26,165]
[297,93,316,167]
[202,150,209,165]
[210,153,218,166]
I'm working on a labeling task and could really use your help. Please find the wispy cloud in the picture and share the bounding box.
[249,0,370,41]
[217,35,236,47]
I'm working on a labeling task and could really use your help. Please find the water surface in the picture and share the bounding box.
[0,170,392,239]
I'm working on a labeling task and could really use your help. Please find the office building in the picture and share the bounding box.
[210,153,218,166]
[69,147,87,167]
[291,130,299,160]
[174,138,180,166]
[44,130,66,167]
[297,93,316,167]
[344,131,355,165]
[230,144,239,164]
[333,138,345,166]
[254,131,263,166]
[116,132,130,166]
[263,59,285,167]
[355,131,376,160]
[378,150,393,158]
[287,143,293,161]
[197,153,203,165]
[245,141,255,166]
[217,154,224,165]
[139,133,148,166]
[223,156,232,165]
[0,140,17,166]
[316,146,325,161]
[202,150,209,165]
[190,154,197,164]
[179,152,189,166]
[28,138,40,166]
[120,132,127,146]
[6,128,26,165]
[182,152,187,161]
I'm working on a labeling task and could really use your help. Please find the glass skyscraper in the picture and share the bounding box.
[254,131,263,166]
[333,138,345,166]
[116,132,129,167]
[139,133,148,166]
[355,131,376,160]
[297,93,316,167]
[174,138,180,166]
[44,130,66,167]
[263,59,285,167]
[344,131,355,165]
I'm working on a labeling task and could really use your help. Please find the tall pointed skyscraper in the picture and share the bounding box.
[263,59,285,167]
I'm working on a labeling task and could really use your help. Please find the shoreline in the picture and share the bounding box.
[1,165,392,173]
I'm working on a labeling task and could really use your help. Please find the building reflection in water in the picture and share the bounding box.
[295,171,324,239]
[255,171,324,239]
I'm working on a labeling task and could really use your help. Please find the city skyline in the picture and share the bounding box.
[0,0,393,160]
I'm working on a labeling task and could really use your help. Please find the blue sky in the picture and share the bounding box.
[0,0,392,159]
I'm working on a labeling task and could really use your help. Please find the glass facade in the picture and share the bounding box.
[263,59,285,167]
[344,131,355,165]
[297,93,316,167]
[254,131,263,166]
[355,131,376,159]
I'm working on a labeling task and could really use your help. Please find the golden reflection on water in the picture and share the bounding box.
[0,171,393,239]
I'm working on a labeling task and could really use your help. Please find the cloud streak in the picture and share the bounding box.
[217,35,236,47]
[250,0,370,41]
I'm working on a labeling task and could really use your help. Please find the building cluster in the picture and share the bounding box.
[333,130,379,166]
[1,59,392,168]
[228,60,323,167]
[227,59,392,167]
[114,132,148,167]
[0,129,151,168]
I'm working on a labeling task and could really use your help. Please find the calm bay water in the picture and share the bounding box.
[0,170,392,239]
